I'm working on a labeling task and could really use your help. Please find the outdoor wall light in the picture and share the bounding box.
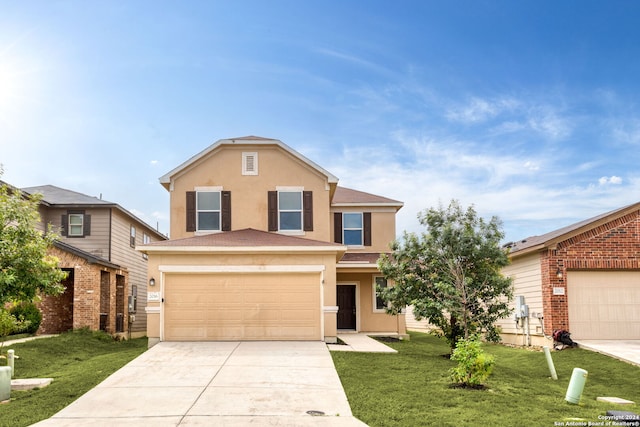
[556,268,563,279]
[149,278,156,287]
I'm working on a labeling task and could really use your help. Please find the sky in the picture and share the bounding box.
[2,1,640,243]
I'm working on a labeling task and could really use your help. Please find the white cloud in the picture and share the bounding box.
[612,119,640,145]
[445,96,519,124]
[598,176,622,185]
[526,106,572,140]
[523,161,540,171]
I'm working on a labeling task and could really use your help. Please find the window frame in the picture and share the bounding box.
[68,213,84,237]
[277,187,303,233]
[373,275,389,312]
[142,233,150,259]
[130,225,136,248]
[195,187,222,233]
[343,212,364,247]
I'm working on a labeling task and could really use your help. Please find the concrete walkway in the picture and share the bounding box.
[32,341,368,426]
[328,334,398,353]
[577,340,640,367]
[1,334,57,347]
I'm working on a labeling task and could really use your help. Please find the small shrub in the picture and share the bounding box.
[0,309,18,339]
[10,302,42,334]
[450,335,495,387]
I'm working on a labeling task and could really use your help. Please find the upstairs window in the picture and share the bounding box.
[197,191,221,231]
[186,189,231,233]
[343,213,363,246]
[142,233,150,259]
[68,214,84,237]
[130,225,136,247]
[61,210,91,238]
[268,190,313,232]
[333,212,371,246]
[278,191,302,231]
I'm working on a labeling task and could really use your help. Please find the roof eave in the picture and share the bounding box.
[509,202,640,257]
[332,202,404,210]
[508,244,547,259]
[138,245,347,254]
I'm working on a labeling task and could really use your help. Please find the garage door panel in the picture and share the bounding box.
[567,271,640,339]
[164,273,321,341]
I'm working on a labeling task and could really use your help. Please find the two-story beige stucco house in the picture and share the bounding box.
[139,136,406,345]
[22,185,167,337]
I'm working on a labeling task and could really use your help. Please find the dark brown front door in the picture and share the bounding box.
[337,285,356,329]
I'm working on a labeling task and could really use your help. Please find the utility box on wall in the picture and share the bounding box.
[515,295,529,318]
[128,295,137,313]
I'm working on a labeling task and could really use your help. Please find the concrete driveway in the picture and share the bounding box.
[577,340,640,366]
[32,341,367,426]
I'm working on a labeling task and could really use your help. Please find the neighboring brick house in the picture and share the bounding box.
[22,185,167,337]
[139,136,406,345]
[496,202,640,345]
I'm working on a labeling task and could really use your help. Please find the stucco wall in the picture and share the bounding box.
[168,145,332,241]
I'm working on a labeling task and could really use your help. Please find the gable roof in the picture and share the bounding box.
[506,201,640,256]
[22,185,166,240]
[159,136,339,190]
[332,186,403,209]
[23,185,114,206]
[139,228,346,256]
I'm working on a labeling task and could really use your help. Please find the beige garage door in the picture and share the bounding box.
[567,271,640,339]
[163,273,321,341]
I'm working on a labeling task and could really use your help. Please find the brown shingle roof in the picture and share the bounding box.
[339,252,385,264]
[332,186,403,207]
[142,228,344,248]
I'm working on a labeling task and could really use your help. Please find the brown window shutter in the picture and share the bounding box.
[303,191,313,231]
[221,191,231,231]
[186,191,196,232]
[61,214,68,236]
[83,214,91,237]
[268,191,278,231]
[334,212,342,243]
[364,212,372,246]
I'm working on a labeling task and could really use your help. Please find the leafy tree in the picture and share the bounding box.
[0,178,66,306]
[378,200,513,352]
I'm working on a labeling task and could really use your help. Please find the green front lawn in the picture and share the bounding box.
[0,329,147,427]
[332,332,639,427]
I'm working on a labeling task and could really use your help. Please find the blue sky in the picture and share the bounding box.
[2,1,640,243]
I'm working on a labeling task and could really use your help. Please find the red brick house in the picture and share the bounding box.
[497,202,640,345]
[20,185,167,337]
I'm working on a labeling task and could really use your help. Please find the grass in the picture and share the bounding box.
[332,332,640,427]
[0,329,147,427]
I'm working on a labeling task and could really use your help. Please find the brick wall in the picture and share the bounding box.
[38,246,129,335]
[541,211,640,334]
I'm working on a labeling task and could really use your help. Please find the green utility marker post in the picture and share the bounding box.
[565,368,588,404]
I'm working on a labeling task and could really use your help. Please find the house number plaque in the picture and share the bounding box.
[148,291,161,302]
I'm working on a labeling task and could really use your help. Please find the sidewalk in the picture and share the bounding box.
[1,335,57,347]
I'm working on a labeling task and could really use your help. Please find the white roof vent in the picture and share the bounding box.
[242,152,258,175]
